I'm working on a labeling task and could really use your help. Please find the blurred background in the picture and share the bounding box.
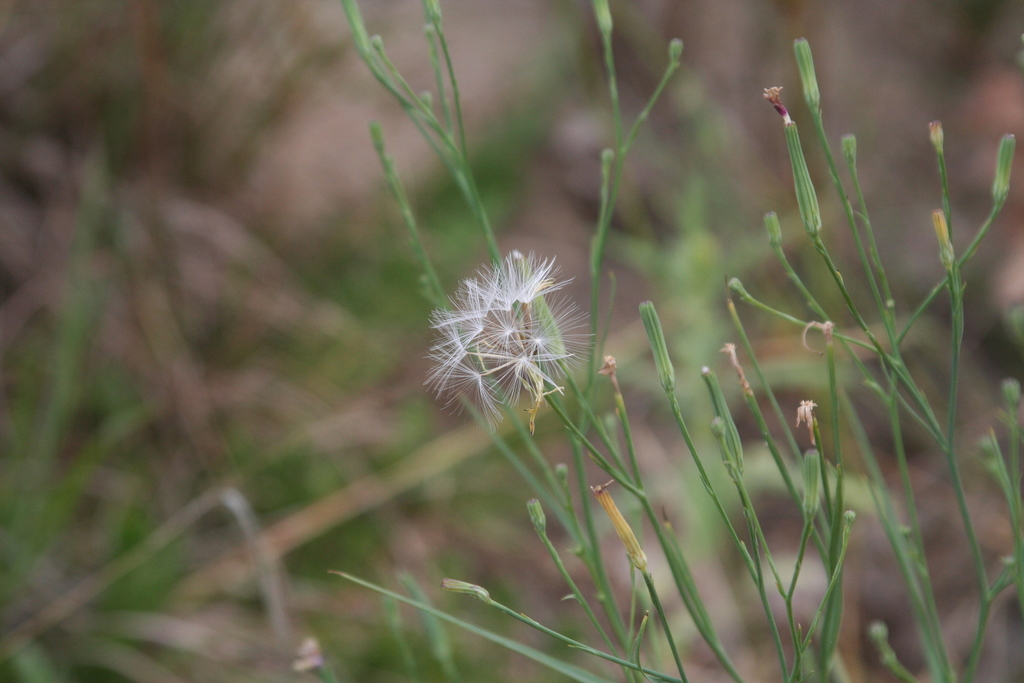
[2,0,1024,681]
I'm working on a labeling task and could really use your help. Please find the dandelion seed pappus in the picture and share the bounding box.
[426,251,587,433]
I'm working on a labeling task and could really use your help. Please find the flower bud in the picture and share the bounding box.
[710,416,726,439]
[793,39,820,112]
[785,123,822,238]
[668,38,684,62]
[764,212,782,247]
[423,0,441,25]
[639,301,675,393]
[526,499,546,534]
[601,147,615,170]
[727,277,750,298]
[841,134,857,167]
[440,578,492,603]
[929,121,944,154]
[993,134,1016,205]
[802,449,821,516]
[555,463,569,487]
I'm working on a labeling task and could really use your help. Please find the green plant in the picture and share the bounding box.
[335,1,1019,681]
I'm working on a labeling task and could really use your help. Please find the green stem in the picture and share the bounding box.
[532,505,623,662]
[642,570,690,683]
[899,201,1005,344]
[340,572,681,683]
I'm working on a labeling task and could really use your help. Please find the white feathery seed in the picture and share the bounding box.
[427,251,586,431]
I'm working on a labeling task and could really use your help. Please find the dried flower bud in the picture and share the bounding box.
[796,400,817,442]
[721,343,752,396]
[591,482,648,572]
[763,87,791,123]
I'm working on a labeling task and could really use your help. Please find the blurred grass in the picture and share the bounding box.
[1,0,1023,681]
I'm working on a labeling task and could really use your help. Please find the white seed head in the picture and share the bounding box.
[427,252,586,428]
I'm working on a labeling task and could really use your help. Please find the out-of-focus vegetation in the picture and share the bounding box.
[1,0,1023,681]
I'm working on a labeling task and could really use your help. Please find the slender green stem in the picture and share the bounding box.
[811,418,832,528]
[595,364,740,679]
[664,394,756,576]
[729,285,875,353]
[369,122,446,307]
[547,395,634,488]
[814,133,893,347]
[562,372,630,478]
[588,35,681,385]
[800,512,855,651]
[571,435,632,650]
[805,86,901,356]
[1006,400,1024,620]
[435,26,468,157]
[784,516,815,682]
[641,570,690,683]
[934,138,953,239]
[639,497,745,683]
[531,504,623,662]
[315,662,344,683]
[737,484,789,677]
[487,596,678,683]
[383,594,421,682]
[340,572,680,682]
[818,333,845,681]
[882,388,945,644]
[726,296,802,460]
[899,201,1006,344]
[962,591,995,683]
[844,144,896,321]
[423,22,453,135]
[843,392,952,680]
